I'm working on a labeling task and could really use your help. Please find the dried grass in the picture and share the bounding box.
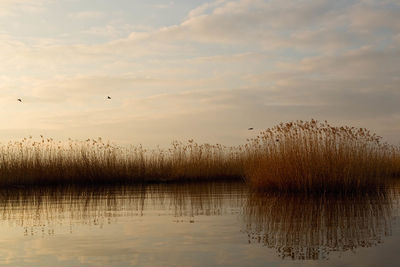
[0,137,245,186]
[245,119,400,193]
[0,120,399,192]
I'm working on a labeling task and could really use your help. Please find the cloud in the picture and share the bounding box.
[151,1,175,9]
[68,11,105,20]
[186,0,226,18]
[0,0,50,16]
[114,0,399,51]
[1,0,400,144]
[82,24,153,38]
[5,0,397,68]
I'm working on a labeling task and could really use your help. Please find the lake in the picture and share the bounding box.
[0,182,398,266]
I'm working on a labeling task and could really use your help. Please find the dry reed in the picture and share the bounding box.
[0,137,245,186]
[0,119,399,191]
[245,119,400,193]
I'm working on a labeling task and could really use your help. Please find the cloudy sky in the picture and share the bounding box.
[1,0,399,146]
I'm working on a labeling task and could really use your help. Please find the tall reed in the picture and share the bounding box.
[0,137,245,186]
[245,119,400,193]
[0,120,399,191]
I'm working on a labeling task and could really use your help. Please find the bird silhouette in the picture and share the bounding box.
[248,127,254,130]
[107,96,111,99]
[17,98,22,102]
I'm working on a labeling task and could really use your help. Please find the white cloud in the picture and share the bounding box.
[68,11,105,20]
[186,0,226,18]
[112,0,398,51]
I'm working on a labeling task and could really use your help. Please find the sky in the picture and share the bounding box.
[1,0,399,146]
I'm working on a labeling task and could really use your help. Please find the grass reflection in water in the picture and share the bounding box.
[0,182,247,234]
[0,183,398,261]
[244,189,399,260]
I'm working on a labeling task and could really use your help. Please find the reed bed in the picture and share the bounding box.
[0,119,399,191]
[0,137,245,186]
[245,119,400,193]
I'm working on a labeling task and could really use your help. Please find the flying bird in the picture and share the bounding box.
[17,98,22,102]
[107,96,111,99]
[248,127,254,130]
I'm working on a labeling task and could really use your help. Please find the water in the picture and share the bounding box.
[0,182,399,266]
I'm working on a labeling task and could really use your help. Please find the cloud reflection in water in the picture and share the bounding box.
[0,183,398,263]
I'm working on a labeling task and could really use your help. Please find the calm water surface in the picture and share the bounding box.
[0,182,399,266]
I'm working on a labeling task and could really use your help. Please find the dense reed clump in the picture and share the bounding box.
[245,119,400,193]
[0,137,245,186]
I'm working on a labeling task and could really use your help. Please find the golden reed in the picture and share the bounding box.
[0,120,399,191]
[245,119,400,193]
[0,137,245,186]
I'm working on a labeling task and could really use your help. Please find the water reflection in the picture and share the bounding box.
[244,190,398,260]
[0,182,398,263]
[0,182,247,235]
